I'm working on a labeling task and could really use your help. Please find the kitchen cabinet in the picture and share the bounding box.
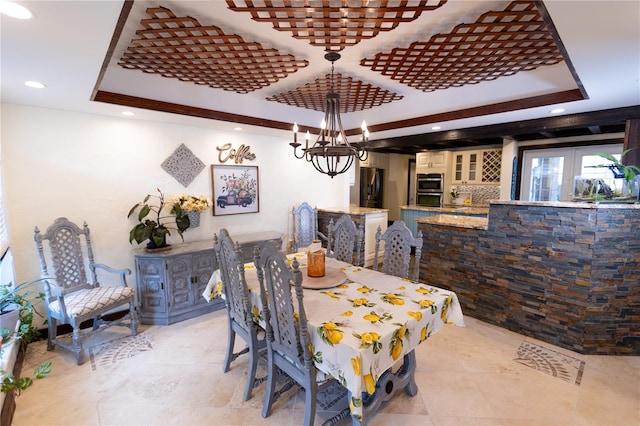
[451,149,502,185]
[133,232,282,325]
[416,150,450,174]
[359,152,388,169]
[317,207,388,267]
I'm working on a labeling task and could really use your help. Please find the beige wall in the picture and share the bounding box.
[349,153,414,222]
[385,154,414,221]
[1,104,350,286]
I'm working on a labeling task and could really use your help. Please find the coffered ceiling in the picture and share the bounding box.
[2,1,639,153]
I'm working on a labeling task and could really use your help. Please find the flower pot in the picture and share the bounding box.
[146,236,170,251]
[186,211,200,228]
[0,303,21,334]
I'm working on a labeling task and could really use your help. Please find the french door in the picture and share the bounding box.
[521,144,623,201]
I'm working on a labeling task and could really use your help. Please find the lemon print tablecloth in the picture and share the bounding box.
[205,252,464,423]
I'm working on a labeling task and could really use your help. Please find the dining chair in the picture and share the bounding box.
[254,242,335,426]
[33,217,137,365]
[213,228,266,401]
[326,214,364,266]
[373,220,423,281]
[292,202,327,252]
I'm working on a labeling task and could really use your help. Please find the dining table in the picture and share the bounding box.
[204,252,464,426]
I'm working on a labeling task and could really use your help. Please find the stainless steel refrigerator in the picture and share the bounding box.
[360,167,384,208]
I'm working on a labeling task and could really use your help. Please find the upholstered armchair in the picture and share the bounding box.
[34,217,137,365]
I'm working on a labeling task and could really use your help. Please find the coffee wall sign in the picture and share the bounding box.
[217,143,256,164]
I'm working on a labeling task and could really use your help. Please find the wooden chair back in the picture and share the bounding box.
[327,214,364,266]
[292,202,326,251]
[254,243,323,426]
[213,228,264,401]
[373,220,423,281]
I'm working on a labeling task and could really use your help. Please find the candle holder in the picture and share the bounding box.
[307,249,326,277]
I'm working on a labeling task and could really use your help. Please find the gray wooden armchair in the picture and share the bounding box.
[326,214,364,266]
[373,220,423,281]
[292,202,327,252]
[213,228,266,401]
[33,217,137,365]
[254,242,335,426]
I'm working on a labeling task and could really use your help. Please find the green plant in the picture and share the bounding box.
[0,361,51,396]
[597,149,640,185]
[127,188,190,248]
[449,187,460,199]
[0,280,46,345]
[0,281,51,396]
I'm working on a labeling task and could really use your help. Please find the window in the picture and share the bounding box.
[0,148,9,258]
[521,144,623,201]
[528,156,565,201]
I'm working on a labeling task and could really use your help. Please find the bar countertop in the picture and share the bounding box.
[489,200,640,209]
[318,207,389,215]
[417,214,488,230]
[400,204,489,215]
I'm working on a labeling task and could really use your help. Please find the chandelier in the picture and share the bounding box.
[290,52,369,178]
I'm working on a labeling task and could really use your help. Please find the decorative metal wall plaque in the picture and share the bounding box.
[217,143,256,163]
[161,143,206,187]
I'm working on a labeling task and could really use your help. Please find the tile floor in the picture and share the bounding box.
[12,310,640,426]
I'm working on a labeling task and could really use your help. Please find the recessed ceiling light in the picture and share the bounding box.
[234,127,243,131]
[431,126,441,130]
[550,108,565,114]
[24,80,46,89]
[0,1,32,19]
[121,111,135,116]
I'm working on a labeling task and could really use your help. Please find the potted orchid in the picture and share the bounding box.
[128,188,190,249]
[169,194,210,228]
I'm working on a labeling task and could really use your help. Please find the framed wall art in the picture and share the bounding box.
[211,165,259,216]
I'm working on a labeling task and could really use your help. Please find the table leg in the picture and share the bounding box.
[321,350,418,426]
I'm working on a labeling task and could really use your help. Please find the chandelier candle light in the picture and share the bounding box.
[290,52,370,178]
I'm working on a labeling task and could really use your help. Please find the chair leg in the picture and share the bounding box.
[72,325,86,365]
[129,303,138,336]
[223,323,236,373]
[262,354,277,419]
[303,383,317,426]
[243,336,260,401]
[47,317,57,351]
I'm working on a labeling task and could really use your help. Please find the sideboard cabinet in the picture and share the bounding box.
[133,232,282,325]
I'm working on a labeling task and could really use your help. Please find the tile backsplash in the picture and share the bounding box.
[455,185,501,205]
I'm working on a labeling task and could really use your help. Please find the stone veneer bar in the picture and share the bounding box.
[418,200,640,355]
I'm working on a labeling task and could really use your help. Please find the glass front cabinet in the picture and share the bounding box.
[452,149,502,185]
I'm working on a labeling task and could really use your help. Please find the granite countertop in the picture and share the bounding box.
[489,200,640,209]
[400,204,489,215]
[417,214,488,230]
[133,231,283,256]
[318,207,389,214]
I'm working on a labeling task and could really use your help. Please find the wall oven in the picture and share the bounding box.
[417,173,444,192]
[416,191,443,207]
[416,173,444,207]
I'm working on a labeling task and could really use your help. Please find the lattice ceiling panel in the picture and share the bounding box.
[361,0,564,92]
[118,6,309,94]
[266,73,403,112]
[226,0,448,51]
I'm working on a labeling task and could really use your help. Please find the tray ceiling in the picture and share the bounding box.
[2,0,639,152]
